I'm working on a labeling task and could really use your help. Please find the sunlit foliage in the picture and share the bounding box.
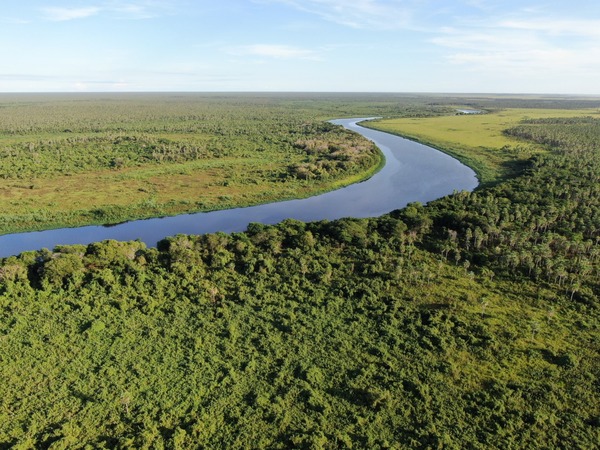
[0,98,599,448]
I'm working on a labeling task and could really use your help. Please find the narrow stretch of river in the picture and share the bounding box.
[0,119,478,258]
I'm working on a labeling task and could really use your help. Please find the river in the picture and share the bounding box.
[0,118,478,258]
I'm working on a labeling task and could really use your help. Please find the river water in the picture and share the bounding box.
[0,118,478,257]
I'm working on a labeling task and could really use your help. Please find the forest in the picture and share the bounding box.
[0,94,598,449]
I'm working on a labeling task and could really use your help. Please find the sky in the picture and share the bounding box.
[1,0,600,94]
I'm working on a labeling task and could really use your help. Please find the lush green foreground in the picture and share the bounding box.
[1,103,599,448]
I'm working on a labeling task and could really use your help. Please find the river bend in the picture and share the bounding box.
[0,118,478,257]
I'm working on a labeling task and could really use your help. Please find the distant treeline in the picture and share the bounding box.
[505,116,600,153]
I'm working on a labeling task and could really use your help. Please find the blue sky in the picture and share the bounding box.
[1,0,600,93]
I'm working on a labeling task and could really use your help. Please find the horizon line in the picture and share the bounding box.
[1,91,600,97]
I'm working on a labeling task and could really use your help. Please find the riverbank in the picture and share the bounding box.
[0,150,385,236]
[361,107,599,187]
[0,103,385,235]
[0,119,476,257]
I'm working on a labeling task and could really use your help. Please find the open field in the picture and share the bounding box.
[0,93,392,234]
[364,107,600,186]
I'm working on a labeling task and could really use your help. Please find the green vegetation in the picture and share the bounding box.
[4,93,598,235]
[363,107,600,186]
[1,95,599,448]
[1,226,598,449]
[0,93,388,234]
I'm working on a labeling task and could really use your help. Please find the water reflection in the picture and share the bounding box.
[0,118,477,257]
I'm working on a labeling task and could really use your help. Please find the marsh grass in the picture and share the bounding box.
[0,94,387,234]
[364,107,600,186]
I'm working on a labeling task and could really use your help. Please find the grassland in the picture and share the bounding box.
[363,107,600,186]
[0,93,391,234]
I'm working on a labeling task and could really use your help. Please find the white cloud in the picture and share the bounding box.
[446,48,585,74]
[42,7,101,21]
[432,27,543,51]
[41,1,176,22]
[1,17,31,24]
[499,19,600,38]
[463,0,489,10]
[263,0,414,29]
[431,16,600,79]
[230,44,322,60]
[107,0,178,19]
[112,4,154,19]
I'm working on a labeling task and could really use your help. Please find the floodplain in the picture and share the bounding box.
[0,93,599,449]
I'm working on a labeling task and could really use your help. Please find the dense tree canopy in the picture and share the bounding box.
[0,110,599,448]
